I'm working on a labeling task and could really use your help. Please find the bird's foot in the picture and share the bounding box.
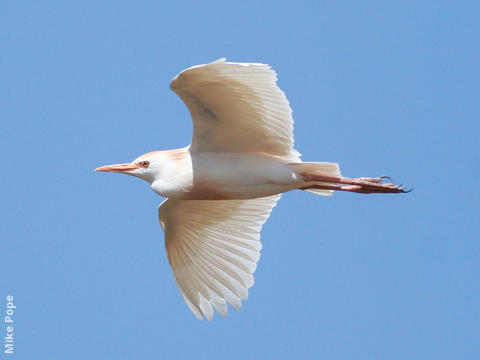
[338,176,411,194]
[300,175,411,194]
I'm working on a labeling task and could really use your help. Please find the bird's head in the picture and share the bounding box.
[95,151,164,183]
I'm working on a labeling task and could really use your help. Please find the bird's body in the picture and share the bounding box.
[97,59,407,320]
[143,148,304,200]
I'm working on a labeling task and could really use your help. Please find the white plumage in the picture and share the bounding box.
[171,58,301,161]
[96,59,407,320]
[159,195,280,320]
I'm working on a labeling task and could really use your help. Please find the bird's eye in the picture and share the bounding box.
[140,161,150,168]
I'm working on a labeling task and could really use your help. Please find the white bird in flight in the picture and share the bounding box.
[96,58,407,320]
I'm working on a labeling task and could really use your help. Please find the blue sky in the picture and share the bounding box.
[1,1,478,359]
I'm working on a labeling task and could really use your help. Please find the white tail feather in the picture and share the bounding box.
[304,188,334,196]
[287,162,342,197]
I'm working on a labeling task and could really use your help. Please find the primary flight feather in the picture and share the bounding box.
[96,58,407,320]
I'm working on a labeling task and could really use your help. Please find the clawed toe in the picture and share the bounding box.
[358,177,383,184]
[351,176,411,194]
[380,175,394,183]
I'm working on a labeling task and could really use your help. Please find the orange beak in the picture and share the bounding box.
[95,163,141,173]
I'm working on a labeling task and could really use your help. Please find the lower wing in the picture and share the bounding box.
[158,195,281,320]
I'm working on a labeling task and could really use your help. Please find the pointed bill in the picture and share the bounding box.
[95,163,141,173]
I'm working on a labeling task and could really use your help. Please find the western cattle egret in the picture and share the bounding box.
[96,58,407,320]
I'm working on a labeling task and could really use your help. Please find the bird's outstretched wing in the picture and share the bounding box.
[158,195,280,320]
[170,58,301,161]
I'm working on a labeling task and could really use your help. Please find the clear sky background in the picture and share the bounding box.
[1,1,478,359]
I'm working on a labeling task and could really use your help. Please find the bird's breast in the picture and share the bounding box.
[151,151,300,200]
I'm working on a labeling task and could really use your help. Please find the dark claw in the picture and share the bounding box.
[380,175,394,183]
[402,187,413,193]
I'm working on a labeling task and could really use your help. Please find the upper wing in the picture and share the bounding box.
[170,58,301,161]
[158,195,280,320]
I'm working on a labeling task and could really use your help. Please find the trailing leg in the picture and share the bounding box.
[287,162,410,195]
